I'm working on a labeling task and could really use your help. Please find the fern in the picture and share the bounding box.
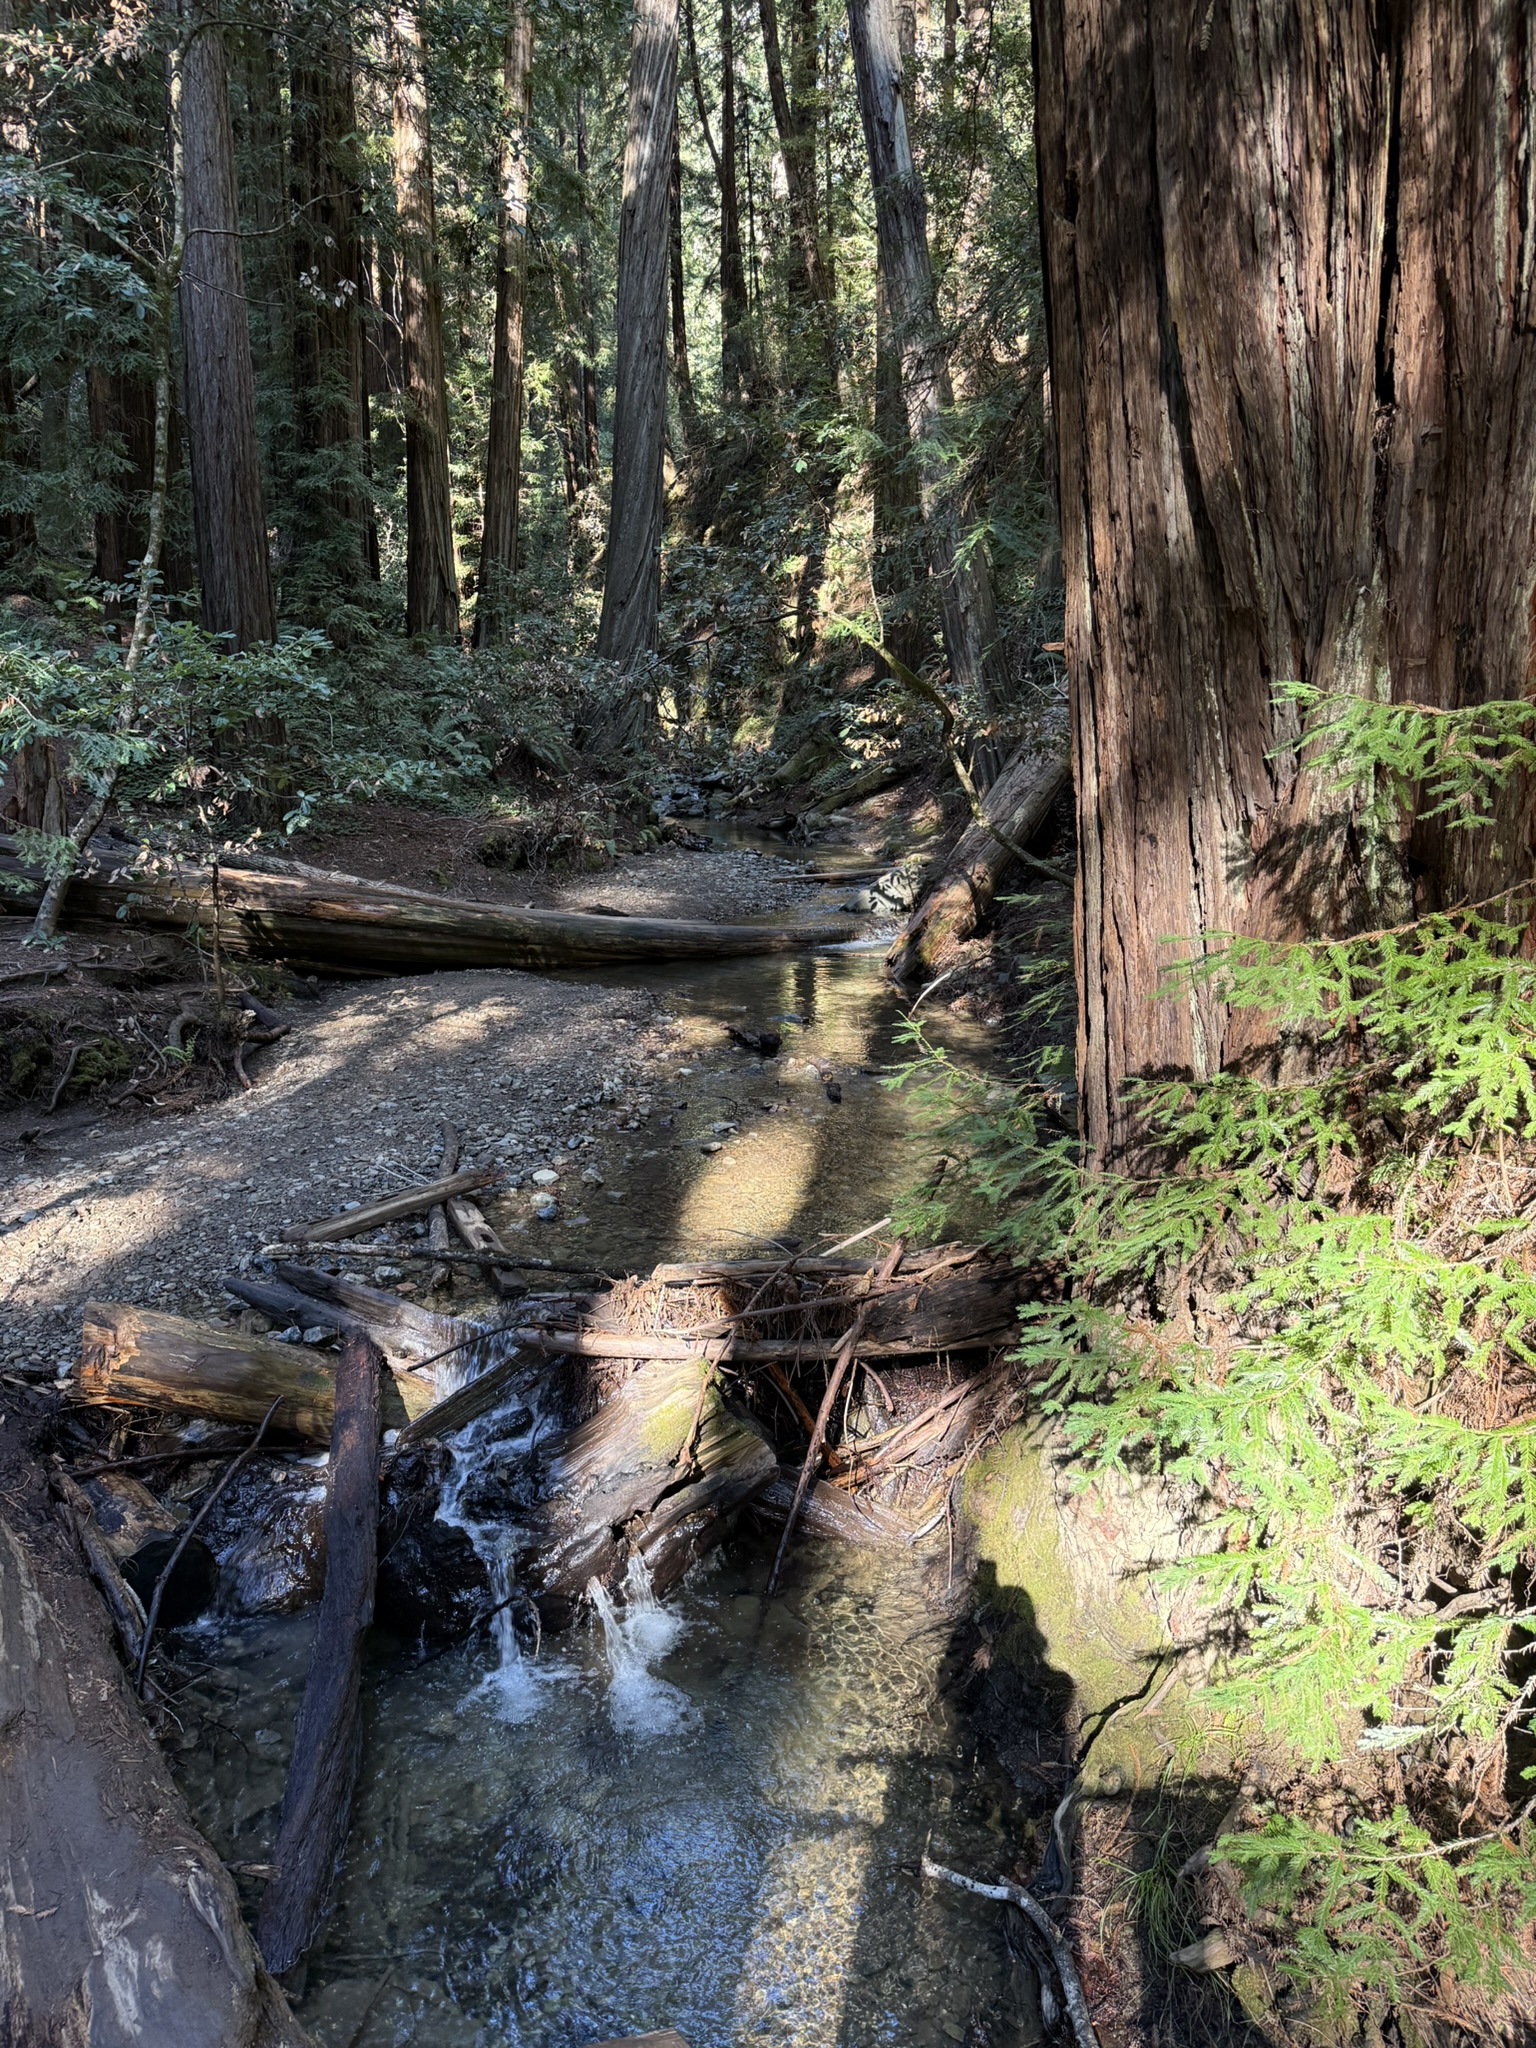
[894,687,1536,2020]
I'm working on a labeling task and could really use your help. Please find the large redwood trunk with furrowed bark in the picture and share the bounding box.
[1033,0,1536,1164]
[178,0,276,649]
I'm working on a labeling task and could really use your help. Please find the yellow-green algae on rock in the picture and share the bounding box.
[960,1419,1241,1792]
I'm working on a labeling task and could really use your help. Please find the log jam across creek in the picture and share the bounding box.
[61,918,1047,2046]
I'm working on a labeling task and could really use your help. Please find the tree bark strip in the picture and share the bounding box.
[596,0,680,693]
[846,0,1004,716]
[390,1,460,638]
[474,0,533,646]
[177,0,276,648]
[257,1332,383,1972]
[1032,0,1536,1163]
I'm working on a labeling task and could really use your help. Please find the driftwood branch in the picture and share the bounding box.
[280,1166,495,1243]
[257,1332,383,1973]
[921,1857,1101,2048]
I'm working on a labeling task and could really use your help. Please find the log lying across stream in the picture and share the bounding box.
[0,836,858,974]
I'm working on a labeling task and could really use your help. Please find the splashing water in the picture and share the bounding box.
[588,1554,692,1736]
[431,1363,567,1722]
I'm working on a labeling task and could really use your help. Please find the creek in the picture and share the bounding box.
[171,880,1042,2048]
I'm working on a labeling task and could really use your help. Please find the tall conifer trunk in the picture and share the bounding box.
[177,0,275,647]
[474,0,533,647]
[390,1,459,639]
[1033,0,1536,1164]
[290,0,369,584]
[595,0,680,706]
[847,0,1003,715]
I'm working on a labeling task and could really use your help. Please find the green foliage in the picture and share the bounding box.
[896,693,1536,2017]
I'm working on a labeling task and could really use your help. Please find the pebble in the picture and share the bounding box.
[531,1169,558,1187]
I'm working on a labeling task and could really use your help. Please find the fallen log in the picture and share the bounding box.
[0,835,859,974]
[750,1470,915,1549]
[268,1260,470,1362]
[528,1354,777,1617]
[280,1165,495,1243]
[74,1302,435,1441]
[886,737,1070,981]
[0,1493,310,2045]
[257,1333,382,1973]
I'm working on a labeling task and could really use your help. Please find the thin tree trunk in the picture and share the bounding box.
[474,0,533,647]
[871,271,926,672]
[1033,0,1536,1165]
[595,0,680,701]
[574,88,601,489]
[847,0,1003,717]
[390,1,459,639]
[684,0,753,404]
[177,0,276,648]
[758,0,833,374]
[290,0,369,584]
[669,114,698,436]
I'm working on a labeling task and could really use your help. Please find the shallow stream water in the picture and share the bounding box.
[173,871,1038,2048]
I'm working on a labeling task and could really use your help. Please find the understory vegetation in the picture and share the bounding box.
[898,695,1536,2029]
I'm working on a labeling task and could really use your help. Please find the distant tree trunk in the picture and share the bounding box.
[682,0,753,404]
[289,1,369,585]
[595,0,680,705]
[474,0,533,648]
[390,1,459,639]
[574,88,601,487]
[88,368,155,599]
[177,0,276,647]
[758,0,837,394]
[669,115,699,437]
[847,0,1003,715]
[1033,0,1536,1166]
[871,276,926,672]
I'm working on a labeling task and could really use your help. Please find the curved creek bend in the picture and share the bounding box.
[168,922,1043,2048]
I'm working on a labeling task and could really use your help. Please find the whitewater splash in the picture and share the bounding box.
[588,1555,692,1737]
[433,1366,566,1723]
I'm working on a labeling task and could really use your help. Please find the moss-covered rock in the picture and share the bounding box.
[961,1420,1240,1792]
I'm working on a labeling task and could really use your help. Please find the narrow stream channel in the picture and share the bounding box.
[171,890,1040,2048]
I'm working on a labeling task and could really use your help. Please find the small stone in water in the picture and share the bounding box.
[273,1326,302,1343]
[581,1167,603,1185]
[532,1194,557,1219]
[301,1326,330,1345]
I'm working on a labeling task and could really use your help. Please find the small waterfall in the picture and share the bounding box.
[588,1554,691,1737]
[433,1363,561,1723]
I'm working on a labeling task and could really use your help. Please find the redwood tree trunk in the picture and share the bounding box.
[178,0,276,648]
[289,0,370,585]
[474,0,533,648]
[847,0,1004,716]
[669,114,699,436]
[595,0,680,694]
[758,0,834,378]
[390,1,459,639]
[1033,0,1536,1164]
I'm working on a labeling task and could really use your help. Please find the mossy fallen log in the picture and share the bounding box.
[0,836,858,975]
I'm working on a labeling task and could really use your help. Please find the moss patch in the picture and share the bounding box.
[961,1421,1240,1792]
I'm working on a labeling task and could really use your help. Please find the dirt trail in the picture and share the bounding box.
[0,836,913,1372]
